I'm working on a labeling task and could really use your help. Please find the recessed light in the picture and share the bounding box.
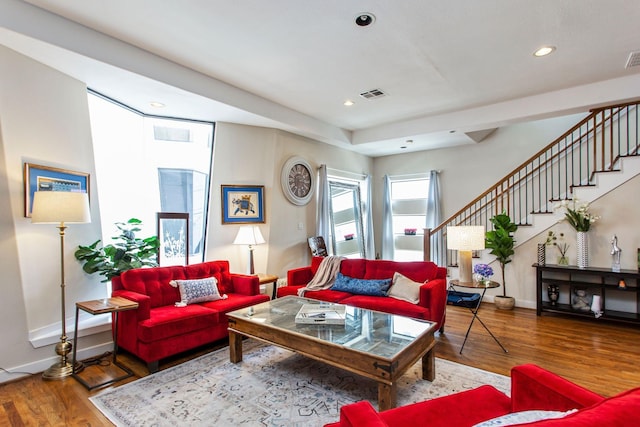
[343,99,355,106]
[534,46,556,57]
[355,13,375,27]
[149,101,165,108]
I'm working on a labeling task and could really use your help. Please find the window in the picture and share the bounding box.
[88,91,214,264]
[329,180,365,258]
[389,176,430,261]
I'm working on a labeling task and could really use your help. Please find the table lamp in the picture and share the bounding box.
[447,225,485,283]
[233,225,265,275]
[31,191,91,380]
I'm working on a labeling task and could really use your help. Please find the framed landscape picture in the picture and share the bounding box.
[23,162,90,217]
[221,185,265,224]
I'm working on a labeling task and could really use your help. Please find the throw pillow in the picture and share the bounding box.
[330,273,391,296]
[472,409,577,427]
[169,277,225,305]
[388,272,423,304]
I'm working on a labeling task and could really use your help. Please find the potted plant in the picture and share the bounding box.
[485,211,518,310]
[75,218,160,283]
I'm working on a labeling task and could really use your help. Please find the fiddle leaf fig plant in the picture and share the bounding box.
[75,218,160,282]
[485,211,518,297]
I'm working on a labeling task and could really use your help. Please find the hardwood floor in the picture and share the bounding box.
[1,304,639,426]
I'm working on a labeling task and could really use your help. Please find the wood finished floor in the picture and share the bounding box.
[1,304,639,426]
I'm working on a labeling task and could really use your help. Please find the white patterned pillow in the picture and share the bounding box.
[387,272,423,304]
[169,277,225,305]
[472,409,577,427]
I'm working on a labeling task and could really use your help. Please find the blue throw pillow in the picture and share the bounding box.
[331,273,391,296]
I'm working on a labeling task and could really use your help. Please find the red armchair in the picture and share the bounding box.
[327,364,640,426]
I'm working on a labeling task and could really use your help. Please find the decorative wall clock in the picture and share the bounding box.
[281,156,314,206]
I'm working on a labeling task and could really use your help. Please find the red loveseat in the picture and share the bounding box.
[278,257,447,331]
[111,260,270,372]
[327,364,640,426]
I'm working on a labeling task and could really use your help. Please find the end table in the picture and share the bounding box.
[72,296,138,390]
[449,279,508,354]
[257,273,279,299]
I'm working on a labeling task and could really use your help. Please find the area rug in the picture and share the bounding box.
[91,340,510,427]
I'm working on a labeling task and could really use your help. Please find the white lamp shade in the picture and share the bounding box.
[31,191,91,224]
[447,225,485,250]
[233,225,265,246]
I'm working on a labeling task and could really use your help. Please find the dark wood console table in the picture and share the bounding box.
[534,263,640,324]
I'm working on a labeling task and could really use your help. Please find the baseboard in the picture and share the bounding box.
[0,341,113,384]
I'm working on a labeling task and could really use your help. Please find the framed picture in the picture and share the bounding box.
[221,185,265,224]
[157,212,190,266]
[23,162,90,217]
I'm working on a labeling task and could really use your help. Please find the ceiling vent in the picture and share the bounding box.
[359,88,387,100]
[625,51,640,68]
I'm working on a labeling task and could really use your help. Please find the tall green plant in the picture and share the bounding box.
[485,211,518,297]
[75,218,160,282]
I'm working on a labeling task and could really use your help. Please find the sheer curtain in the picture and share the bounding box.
[425,170,443,265]
[381,175,394,260]
[316,164,333,255]
[363,174,375,259]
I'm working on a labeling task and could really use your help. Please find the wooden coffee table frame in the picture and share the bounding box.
[227,304,436,411]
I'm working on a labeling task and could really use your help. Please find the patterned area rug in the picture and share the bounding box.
[91,340,510,427]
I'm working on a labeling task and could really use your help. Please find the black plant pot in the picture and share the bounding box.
[547,284,559,306]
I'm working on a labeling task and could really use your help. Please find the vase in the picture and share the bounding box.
[577,231,588,269]
[537,243,546,266]
[547,284,559,305]
[558,256,569,265]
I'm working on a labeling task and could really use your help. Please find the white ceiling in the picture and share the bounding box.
[3,0,640,156]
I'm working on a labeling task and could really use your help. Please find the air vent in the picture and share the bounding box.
[359,88,387,100]
[625,51,640,68]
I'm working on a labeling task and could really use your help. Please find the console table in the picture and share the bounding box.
[534,263,640,324]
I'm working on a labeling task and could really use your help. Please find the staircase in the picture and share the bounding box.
[427,100,640,268]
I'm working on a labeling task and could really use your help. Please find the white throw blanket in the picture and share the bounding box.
[297,255,344,297]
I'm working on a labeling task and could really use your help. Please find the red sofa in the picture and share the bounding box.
[327,364,640,426]
[278,257,447,331]
[111,260,270,372]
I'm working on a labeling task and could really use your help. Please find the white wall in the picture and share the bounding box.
[0,46,111,381]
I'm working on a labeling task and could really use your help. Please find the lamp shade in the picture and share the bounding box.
[233,225,265,246]
[447,225,485,250]
[31,191,91,224]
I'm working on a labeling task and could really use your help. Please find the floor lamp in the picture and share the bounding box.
[233,225,265,275]
[447,225,485,283]
[31,191,91,380]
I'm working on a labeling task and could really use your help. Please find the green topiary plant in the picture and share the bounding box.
[485,211,518,297]
[75,218,160,282]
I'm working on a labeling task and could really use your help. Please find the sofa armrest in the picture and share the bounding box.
[287,266,314,287]
[419,278,447,329]
[510,364,604,412]
[230,274,260,295]
[339,401,389,427]
[112,289,150,321]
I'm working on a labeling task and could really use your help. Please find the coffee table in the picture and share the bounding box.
[226,295,437,410]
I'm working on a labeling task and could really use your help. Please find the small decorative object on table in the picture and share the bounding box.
[555,199,600,269]
[537,243,546,266]
[545,230,569,266]
[610,235,622,272]
[404,228,417,235]
[472,263,493,284]
[547,284,559,305]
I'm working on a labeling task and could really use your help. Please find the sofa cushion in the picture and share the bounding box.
[388,272,422,304]
[184,260,232,294]
[278,285,353,302]
[138,304,219,342]
[362,259,440,283]
[170,277,225,305]
[201,293,270,313]
[331,273,391,296]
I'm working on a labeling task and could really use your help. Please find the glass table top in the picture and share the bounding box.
[227,296,435,359]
